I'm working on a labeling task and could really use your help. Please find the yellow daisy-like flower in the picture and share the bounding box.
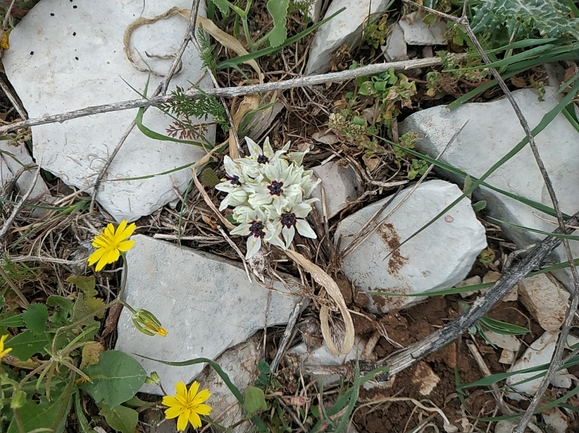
[0,334,13,361]
[162,381,212,431]
[88,220,136,271]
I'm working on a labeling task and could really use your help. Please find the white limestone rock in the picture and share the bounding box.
[399,87,579,288]
[311,161,361,219]
[335,180,486,313]
[305,0,392,74]
[3,0,215,222]
[519,273,569,333]
[196,334,262,433]
[398,11,447,46]
[115,235,301,395]
[0,140,49,201]
[382,22,407,62]
[506,332,571,400]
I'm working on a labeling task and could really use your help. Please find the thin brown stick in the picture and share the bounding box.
[0,55,464,136]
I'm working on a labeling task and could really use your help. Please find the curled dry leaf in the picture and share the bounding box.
[285,250,355,355]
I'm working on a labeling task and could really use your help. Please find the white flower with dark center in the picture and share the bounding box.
[267,196,317,248]
[218,137,321,258]
[248,158,303,208]
[230,207,271,258]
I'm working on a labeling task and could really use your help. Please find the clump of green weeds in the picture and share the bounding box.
[210,0,290,50]
[329,67,423,178]
[363,12,390,50]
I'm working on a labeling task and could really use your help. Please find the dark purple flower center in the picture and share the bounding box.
[280,212,296,229]
[257,154,269,164]
[226,174,242,186]
[249,221,265,238]
[267,180,284,196]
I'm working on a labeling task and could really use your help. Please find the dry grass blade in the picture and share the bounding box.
[285,249,354,355]
[196,15,264,83]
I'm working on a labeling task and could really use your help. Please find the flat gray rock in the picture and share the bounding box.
[398,11,447,46]
[335,180,486,313]
[3,0,214,221]
[399,87,579,287]
[305,0,391,74]
[311,161,361,219]
[115,235,301,395]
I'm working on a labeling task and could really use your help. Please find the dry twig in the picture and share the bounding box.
[0,56,465,136]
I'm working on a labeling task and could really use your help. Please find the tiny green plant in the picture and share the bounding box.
[211,0,290,51]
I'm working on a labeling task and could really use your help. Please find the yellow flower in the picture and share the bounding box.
[162,381,212,431]
[88,220,136,271]
[0,334,13,361]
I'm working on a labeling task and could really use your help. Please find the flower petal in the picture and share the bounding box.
[117,239,135,252]
[88,248,106,266]
[192,388,210,405]
[194,403,212,416]
[246,137,261,158]
[188,381,200,401]
[95,255,109,272]
[162,395,178,407]
[164,406,182,420]
[175,381,188,399]
[188,410,202,429]
[281,226,295,249]
[246,235,261,259]
[176,412,189,431]
[296,219,316,239]
[117,221,136,240]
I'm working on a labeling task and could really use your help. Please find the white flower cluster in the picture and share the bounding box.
[216,137,320,258]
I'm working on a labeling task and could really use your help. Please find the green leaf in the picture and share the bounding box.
[471,0,579,40]
[81,350,147,407]
[74,391,96,433]
[5,330,49,360]
[479,316,529,335]
[243,386,268,414]
[99,403,139,433]
[84,297,106,319]
[472,200,487,212]
[0,315,25,328]
[135,107,204,147]
[21,303,48,335]
[201,167,220,188]
[67,275,97,298]
[47,295,74,324]
[7,381,73,433]
[211,0,231,16]
[267,0,289,48]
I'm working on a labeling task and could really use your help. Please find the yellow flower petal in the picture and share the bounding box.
[117,239,135,252]
[175,381,188,398]
[87,248,106,266]
[188,410,202,429]
[192,388,210,405]
[164,406,182,420]
[176,412,189,431]
[118,221,136,239]
[194,403,212,416]
[187,381,200,401]
[162,380,212,431]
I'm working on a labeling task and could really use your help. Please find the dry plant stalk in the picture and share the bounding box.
[284,249,354,355]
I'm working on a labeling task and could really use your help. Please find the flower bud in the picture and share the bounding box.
[132,309,167,337]
[145,371,161,385]
[11,390,27,409]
